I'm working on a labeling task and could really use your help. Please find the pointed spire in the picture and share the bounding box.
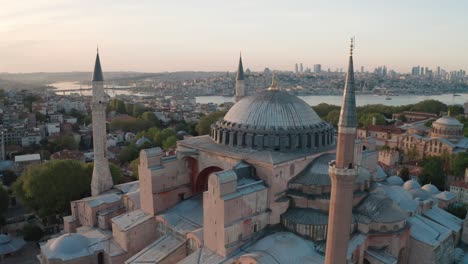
[268,72,278,90]
[338,38,357,128]
[236,52,244,80]
[93,49,104,82]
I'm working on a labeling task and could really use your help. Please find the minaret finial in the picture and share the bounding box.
[269,72,278,90]
[350,37,354,56]
[97,45,99,54]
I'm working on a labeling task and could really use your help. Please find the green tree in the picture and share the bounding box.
[1,170,17,187]
[399,167,410,182]
[162,135,177,150]
[312,103,341,118]
[451,153,468,179]
[54,134,78,151]
[140,112,161,128]
[118,144,139,163]
[22,224,44,242]
[13,160,123,218]
[410,100,447,114]
[358,112,386,127]
[446,203,467,219]
[447,105,464,116]
[420,156,446,191]
[195,111,226,135]
[324,110,340,127]
[424,120,433,127]
[130,158,140,179]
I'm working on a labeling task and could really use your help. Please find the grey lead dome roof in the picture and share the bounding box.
[224,90,322,130]
[211,89,334,151]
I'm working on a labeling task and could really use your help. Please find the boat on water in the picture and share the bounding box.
[385,96,392,100]
[453,94,461,96]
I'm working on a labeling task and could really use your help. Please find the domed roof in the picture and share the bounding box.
[0,234,11,244]
[355,194,407,223]
[410,189,432,200]
[224,90,322,130]
[46,233,90,260]
[434,116,462,127]
[421,184,440,194]
[386,176,404,186]
[403,180,421,190]
[211,89,334,151]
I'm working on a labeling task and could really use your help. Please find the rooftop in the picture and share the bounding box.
[14,153,40,162]
[112,209,153,231]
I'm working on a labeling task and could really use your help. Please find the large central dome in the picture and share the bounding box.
[224,90,322,129]
[210,89,334,152]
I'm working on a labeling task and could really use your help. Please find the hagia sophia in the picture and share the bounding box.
[37,41,467,264]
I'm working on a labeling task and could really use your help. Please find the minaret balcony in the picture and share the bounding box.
[328,160,358,177]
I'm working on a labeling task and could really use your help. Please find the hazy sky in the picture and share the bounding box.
[1,0,467,73]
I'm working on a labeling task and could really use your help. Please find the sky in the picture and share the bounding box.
[0,0,467,73]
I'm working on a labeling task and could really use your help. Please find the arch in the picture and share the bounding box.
[194,166,223,194]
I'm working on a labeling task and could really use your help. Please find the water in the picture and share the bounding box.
[50,82,468,106]
[196,93,468,106]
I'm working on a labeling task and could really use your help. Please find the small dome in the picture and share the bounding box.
[409,189,432,200]
[434,116,462,127]
[403,180,421,191]
[421,184,440,194]
[0,234,11,244]
[49,233,90,256]
[387,176,404,186]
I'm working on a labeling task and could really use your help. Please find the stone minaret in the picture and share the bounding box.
[235,54,245,102]
[91,50,113,196]
[325,39,358,264]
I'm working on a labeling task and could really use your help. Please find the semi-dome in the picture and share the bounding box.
[403,180,421,191]
[211,89,334,151]
[421,184,440,194]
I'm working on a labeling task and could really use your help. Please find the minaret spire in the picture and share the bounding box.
[235,53,246,102]
[90,49,113,196]
[325,38,359,264]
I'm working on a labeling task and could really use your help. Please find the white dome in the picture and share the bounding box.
[47,233,90,259]
[403,180,421,191]
[421,184,440,194]
[386,176,404,186]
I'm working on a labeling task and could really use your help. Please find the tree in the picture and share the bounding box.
[13,160,123,218]
[312,103,341,118]
[447,105,464,116]
[324,110,340,127]
[118,144,139,163]
[162,135,177,150]
[1,170,17,186]
[22,224,44,241]
[399,167,410,182]
[140,112,161,128]
[424,120,433,127]
[130,158,140,179]
[195,111,226,135]
[451,153,468,179]
[54,134,78,151]
[358,112,386,127]
[410,100,447,114]
[446,203,467,219]
[420,156,447,191]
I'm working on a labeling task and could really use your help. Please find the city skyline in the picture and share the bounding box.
[1,0,468,73]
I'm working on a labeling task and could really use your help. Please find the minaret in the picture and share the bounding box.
[91,49,113,196]
[325,39,358,264]
[235,53,245,102]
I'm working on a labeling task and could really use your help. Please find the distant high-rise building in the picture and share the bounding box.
[313,64,321,73]
[437,66,441,77]
[412,66,420,76]
[300,63,303,73]
[420,67,425,75]
[295,63,298,74]
[361,66,364,73]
